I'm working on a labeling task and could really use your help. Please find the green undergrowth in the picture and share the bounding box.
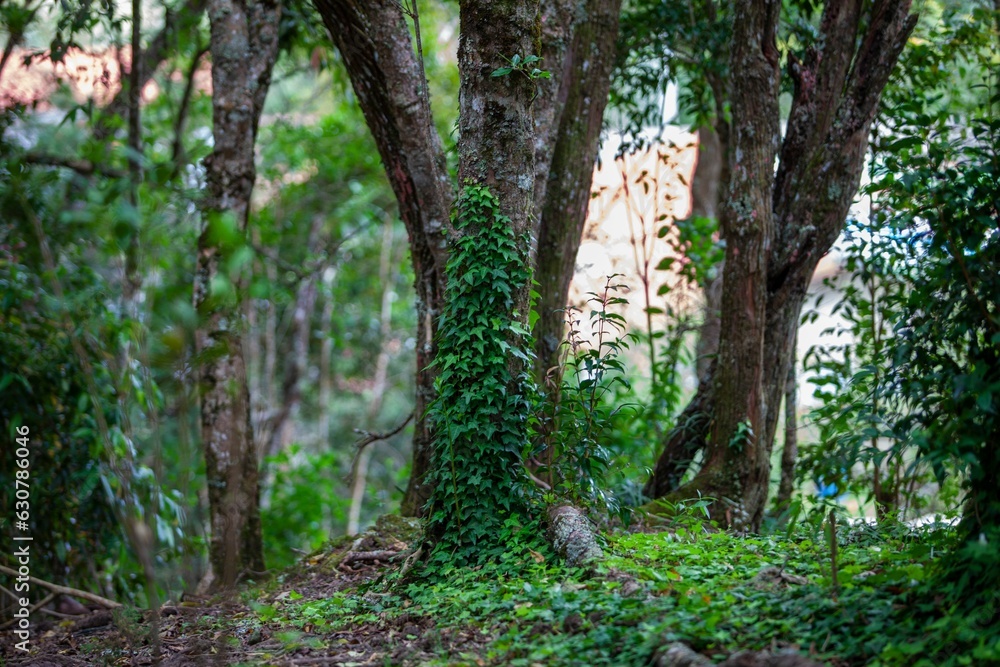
[252,518,1000,666]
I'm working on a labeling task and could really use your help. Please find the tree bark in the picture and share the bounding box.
[531,0,623,383]
[691,0,780,530]
[643,0,917,530]
[457,1,539,236]
[774,332,797,510]
[195,0,280,588]
[312,0,453,518]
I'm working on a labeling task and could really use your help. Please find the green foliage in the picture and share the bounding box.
[490,53,551,81]
[0,251,124,591]
[248,520,994,666]
[261,446,349,570]
[425,185,540,566]
[531,276,636,515]
[613,0,730,144]
[803,3,999,606]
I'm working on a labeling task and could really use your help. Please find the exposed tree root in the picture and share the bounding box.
[656,642,825,667]
[0,565,120,609]
[546,504,603,570]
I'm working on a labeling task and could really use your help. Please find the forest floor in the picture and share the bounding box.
[2,511,992,667]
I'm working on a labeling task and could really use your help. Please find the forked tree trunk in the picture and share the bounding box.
[644,0,917,530]
[314,0,623,516]
[195,0,280,588]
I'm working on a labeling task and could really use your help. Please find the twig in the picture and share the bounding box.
[344,412,414,484]
[0,564,121,609]
[39,607,78,620]
[171,43,209,170]
[0,593,56,629]
[23,152,127,178]
[525,466,552,491]
[397,546,423,580]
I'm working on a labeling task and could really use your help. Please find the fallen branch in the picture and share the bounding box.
[0,564,121,609]
[0,592,55,630]
[339,550,403,568]
[397,546,423,580]
[22,152,127,178]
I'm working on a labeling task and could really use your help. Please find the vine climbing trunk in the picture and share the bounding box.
[422,0,541,559]
[315,0,623,519]
[195,0,280,588]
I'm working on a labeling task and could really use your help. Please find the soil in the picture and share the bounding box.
[0,516,490,667]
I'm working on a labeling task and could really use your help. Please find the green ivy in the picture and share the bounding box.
[424,185,541,566]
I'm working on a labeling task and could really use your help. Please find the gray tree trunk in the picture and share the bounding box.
[195,0,280,588]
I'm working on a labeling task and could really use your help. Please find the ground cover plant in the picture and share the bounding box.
[2,0,999,665]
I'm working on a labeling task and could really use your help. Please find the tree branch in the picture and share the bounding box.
[0,564,121,609]
[22,152,127,178]
[171,43,209,170]
[97,0,208,131]
[312,0,452,275]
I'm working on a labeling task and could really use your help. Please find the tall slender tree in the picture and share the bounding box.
[195,0,281,588]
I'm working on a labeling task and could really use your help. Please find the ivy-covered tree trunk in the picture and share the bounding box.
[644,0,916,529]
[195,0,280,588]
[421,0,540,559]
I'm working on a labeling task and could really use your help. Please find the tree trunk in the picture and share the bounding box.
[689,0,780,530]
[644,0,916,530]
[195,0,280,588]
[313,0,454,518]
[691,126,725,383]
[774,332,798,510]
[316,1,622,517]
[531,0,622,383]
